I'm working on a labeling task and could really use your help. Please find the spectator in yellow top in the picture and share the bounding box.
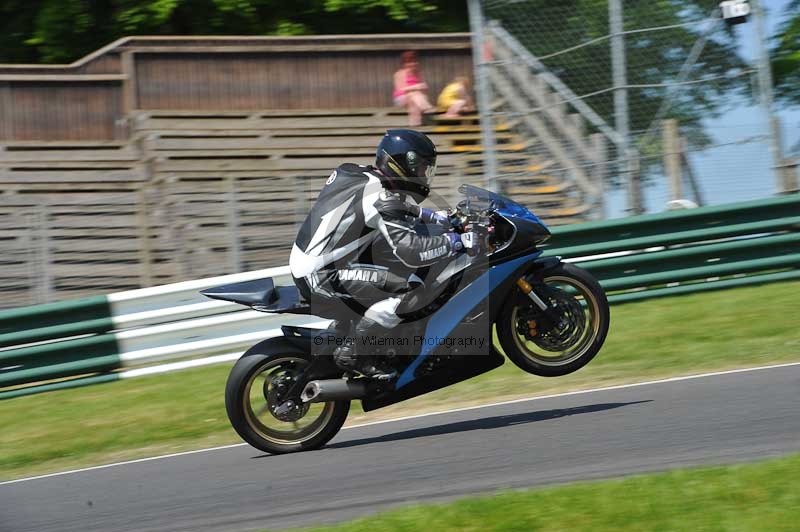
[437,76,474,118]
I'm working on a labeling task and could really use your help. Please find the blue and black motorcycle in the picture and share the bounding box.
[201,185,610,454]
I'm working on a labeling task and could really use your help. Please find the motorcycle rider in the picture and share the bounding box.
[289,129,478,379]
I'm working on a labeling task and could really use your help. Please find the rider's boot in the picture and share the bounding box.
[333,317,397,381]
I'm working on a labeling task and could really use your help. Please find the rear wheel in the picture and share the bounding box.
[497,263,609,377]
[225,352,350,454]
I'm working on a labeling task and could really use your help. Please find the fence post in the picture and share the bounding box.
[0,82,12,140]
[591,133,608,220]
[609,0,642,214]
[770,116,799,193]
[468,0,499,192]
[779,157,799,194]
[751,0,786,194]
[680,137,706,206]
[628,156,643,214]
[136,186,153,287]
[663,119,682,202]
[36,204,53,303]
[226,175,241,273]
[120,51,138,140]
[163,189,188,280]
[22,220,36,306]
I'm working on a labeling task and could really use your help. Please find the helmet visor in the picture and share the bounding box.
[423,159,437,186]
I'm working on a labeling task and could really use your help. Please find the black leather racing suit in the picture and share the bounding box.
[289,163,458,330]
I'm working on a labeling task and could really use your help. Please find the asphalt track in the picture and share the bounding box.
[3,363,800,532]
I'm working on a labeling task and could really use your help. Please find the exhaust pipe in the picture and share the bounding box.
[301,379,368,403]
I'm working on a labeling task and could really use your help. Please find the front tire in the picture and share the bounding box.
[497,263,609,377]
[225,352,350,454]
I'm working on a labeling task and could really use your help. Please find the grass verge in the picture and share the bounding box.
[1,281,799,479]
[279,453,800,532]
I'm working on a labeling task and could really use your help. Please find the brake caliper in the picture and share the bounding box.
[268,373,308,422]
[515,312,540,341]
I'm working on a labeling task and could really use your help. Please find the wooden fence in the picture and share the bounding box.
[0,107,599,308]
[0,35,472,141]
[0,34,605,308]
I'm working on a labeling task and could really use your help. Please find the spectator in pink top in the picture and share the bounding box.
[393,50,435,127]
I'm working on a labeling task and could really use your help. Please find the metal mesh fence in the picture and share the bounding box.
[469,0,798,217]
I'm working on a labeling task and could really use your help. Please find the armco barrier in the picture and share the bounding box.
[1,193,798,399]
[0,266,295,399]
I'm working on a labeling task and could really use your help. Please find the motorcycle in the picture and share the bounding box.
[201,184,610,454]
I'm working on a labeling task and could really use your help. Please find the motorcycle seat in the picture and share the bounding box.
[201,277,279,306]
[200,278,311,314]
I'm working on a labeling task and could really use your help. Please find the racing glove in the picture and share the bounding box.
[446,231,481,254]
[375,192,450,227]
[414,207,451,227]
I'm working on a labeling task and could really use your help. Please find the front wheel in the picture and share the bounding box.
[225,352,350,454]
[497,263,609,377]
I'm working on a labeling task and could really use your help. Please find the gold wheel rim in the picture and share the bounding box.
[242,356,336,444]
[509,275,600,367]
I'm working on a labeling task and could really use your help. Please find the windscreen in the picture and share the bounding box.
[458,184,533,217]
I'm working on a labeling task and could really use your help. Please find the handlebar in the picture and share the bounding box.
[446,205,499,255]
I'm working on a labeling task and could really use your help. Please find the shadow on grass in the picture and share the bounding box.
[324,400,652,450]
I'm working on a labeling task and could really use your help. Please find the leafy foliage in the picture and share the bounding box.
[0,0,43,63]
[772,0,800,105]
[324,0,436,19]
[0,0,469,64]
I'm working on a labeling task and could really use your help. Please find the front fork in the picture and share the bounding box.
[516,278,550,311]
[515,276,563,337]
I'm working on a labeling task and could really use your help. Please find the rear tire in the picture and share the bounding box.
[497,263,609,377]
[225,352,350,454]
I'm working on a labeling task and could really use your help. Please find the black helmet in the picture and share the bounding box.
[375,129,437,200]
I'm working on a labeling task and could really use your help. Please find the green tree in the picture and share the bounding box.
[0,0,469,64]
[772,0,800,105]
[0,0,44,63]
